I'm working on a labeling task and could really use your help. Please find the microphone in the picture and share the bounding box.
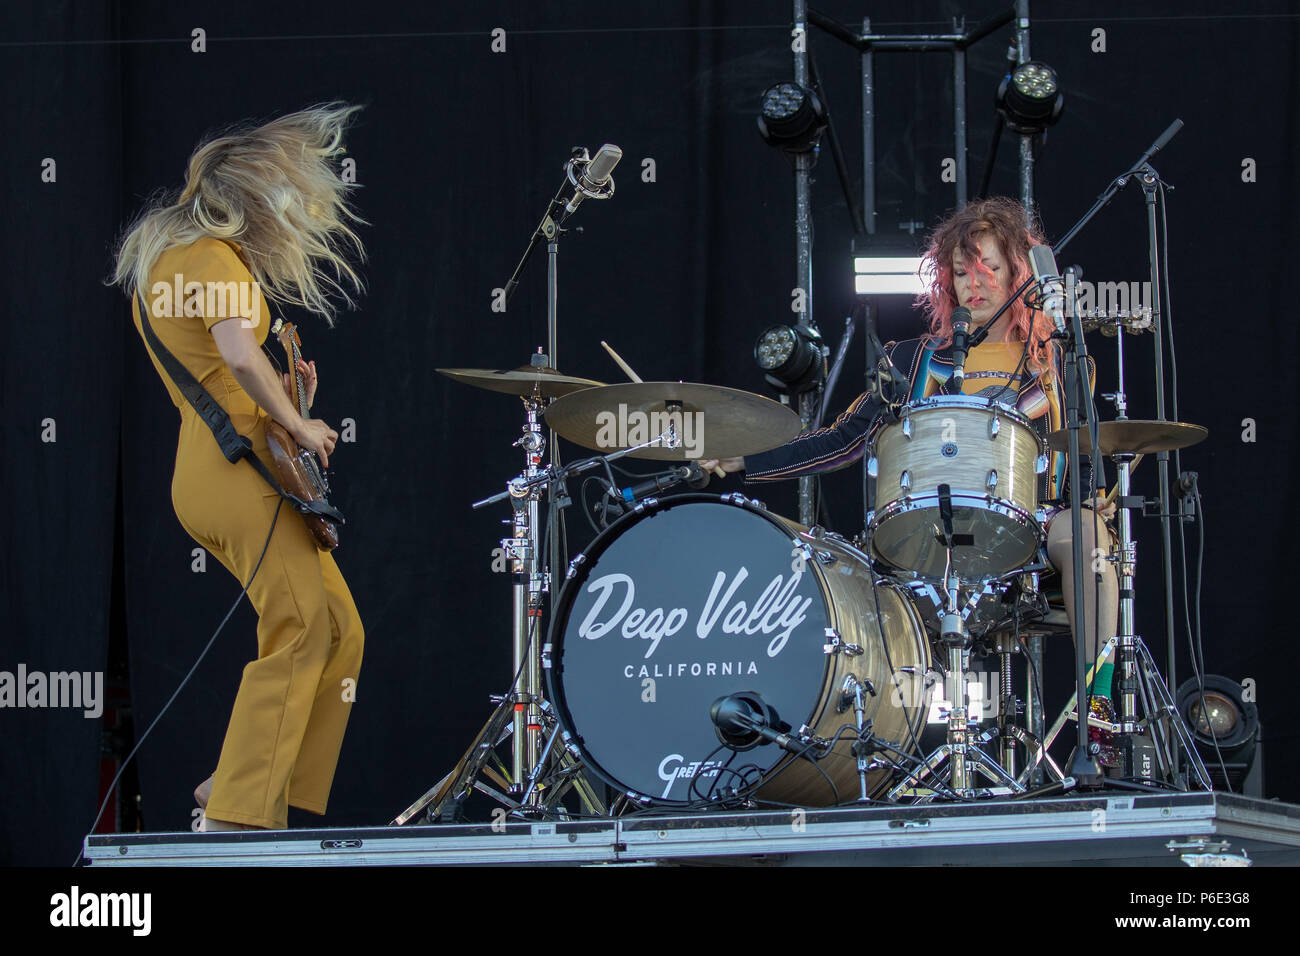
[948,306,972,391]
[1029,244,1066,333]
[563,144,622,218]
[710,692,821,756]
[616,464,707,505]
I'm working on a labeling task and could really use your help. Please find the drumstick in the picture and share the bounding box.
[600,340,642,383]
[601,340,726,478]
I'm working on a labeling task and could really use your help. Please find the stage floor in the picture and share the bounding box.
[82,790,1300,866]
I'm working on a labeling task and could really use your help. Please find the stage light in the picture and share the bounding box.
[1176,675,1262,795]
[996,61,1064,135]
[853,255,927,296]
[757,82,827,152]
[755,324,824,392]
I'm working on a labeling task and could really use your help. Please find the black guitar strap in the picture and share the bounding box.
[135,289,344,527]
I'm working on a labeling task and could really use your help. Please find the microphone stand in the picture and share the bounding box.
[493,148,614,802]
[1057,270,1104,787]
[1042,119,1184,783]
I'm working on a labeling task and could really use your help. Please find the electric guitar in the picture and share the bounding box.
[264,319,341,551]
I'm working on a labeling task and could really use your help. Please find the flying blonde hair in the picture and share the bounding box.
[110,102,366,325]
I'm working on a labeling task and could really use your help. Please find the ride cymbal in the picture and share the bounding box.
[1045,420,1207,456]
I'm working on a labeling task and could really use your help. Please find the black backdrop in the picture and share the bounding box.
[3,1,1297,866]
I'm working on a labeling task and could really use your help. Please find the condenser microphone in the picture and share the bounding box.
[563,144,622,218]
[1029,244,1066,333]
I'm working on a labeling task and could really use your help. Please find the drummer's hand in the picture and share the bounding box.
[699,457,745,475]
[1087,495,1117,520]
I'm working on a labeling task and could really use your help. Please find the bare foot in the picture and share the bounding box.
[199,813,265,832]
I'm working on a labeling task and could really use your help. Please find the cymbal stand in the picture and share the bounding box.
[1028,316,1211,790]
[1104,317,1210,789]
[394,415,688,824]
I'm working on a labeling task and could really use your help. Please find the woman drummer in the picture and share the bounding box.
[704,197,1120,766]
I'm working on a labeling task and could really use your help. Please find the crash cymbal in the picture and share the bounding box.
[544,381,802,461]
[437,365,603,399]
[1045,420,1207,456]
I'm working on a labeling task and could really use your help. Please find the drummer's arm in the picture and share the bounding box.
[740,389,884,483]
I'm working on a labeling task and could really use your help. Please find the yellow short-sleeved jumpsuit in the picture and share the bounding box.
[131,236,364,829]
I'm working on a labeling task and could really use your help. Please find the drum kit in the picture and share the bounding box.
[391,299,1212,825]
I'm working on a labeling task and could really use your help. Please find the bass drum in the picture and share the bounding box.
[544,493,930,808]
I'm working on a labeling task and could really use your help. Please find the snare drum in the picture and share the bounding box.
[545,493,930,807]
[868,396,1046,581]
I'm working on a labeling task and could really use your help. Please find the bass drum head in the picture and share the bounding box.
[546,494,831,806]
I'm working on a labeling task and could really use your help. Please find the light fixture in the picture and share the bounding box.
[757,82,827,152]
[995,60,1064,135]
[853,255,928,296]
[755,324,824,392]
[1175,675,1262,795]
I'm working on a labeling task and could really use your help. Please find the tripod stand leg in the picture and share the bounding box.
[887,745,953,801]
[1010,725,1065,787]
[392,698,516,825]
[967,733,1026,791]
[1134,639,1213,790]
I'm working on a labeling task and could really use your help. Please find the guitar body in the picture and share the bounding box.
[265,320,341,551]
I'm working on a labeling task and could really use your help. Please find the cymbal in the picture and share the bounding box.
[544,382,802,460]
[437,365,603,399]
[1046,420,1208,456]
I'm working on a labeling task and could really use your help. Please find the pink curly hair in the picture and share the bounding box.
[915,197,1054,377]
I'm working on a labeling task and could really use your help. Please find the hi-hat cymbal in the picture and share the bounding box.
[1045,420,1207,456]
[544,382,802,460]
[437,365,603,399]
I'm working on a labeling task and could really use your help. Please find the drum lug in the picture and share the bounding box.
[902,415,912,439]
[823,628,863,656]
[899,470,912,492]
[867,455,878,477]
[565,553,587,580]
[989,413,1000,439]
[1035,453,1049,474]
[986,469,998,491]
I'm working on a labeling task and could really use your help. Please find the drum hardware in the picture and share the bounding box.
[397,358,638,826]
[418,142,622,823]
[884,487,1027,799]
[1025,291,1212,790]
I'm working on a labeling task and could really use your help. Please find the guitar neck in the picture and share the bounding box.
[289,338,310,419]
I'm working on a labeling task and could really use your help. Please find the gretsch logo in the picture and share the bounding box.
[575,567,812,659]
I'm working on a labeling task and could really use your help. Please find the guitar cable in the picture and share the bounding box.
[75,498,283,865]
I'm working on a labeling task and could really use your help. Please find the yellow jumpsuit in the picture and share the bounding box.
[131,237,364,829]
